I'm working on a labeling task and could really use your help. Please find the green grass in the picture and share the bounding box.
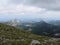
[0,23,60,45]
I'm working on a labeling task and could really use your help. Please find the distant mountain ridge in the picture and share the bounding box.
[48,20,60,25]
[32,21,60,38]
[2,19,60,38]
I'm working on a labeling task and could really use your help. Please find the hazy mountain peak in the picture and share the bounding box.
[5,19,21,26]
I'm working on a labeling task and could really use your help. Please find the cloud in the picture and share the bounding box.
[0,0,46,21]
[39,11,60,21]
[9,0,60,11]
[0,0,60,21]
[0,3,46,14]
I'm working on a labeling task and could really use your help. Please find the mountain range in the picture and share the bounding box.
[0,23,52,45]
[0,19,60,45]
[2,19,60,38]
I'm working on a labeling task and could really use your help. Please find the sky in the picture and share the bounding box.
[0,0,60,22]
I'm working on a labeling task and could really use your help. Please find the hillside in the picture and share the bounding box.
[0,23,60,45]
[32,21,60,38]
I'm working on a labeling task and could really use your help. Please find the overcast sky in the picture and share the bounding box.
[0,0,60,21]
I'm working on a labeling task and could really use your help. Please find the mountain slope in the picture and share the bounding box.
[0,23,49,45]
[32,21,60,37]
[0,23,60,45]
